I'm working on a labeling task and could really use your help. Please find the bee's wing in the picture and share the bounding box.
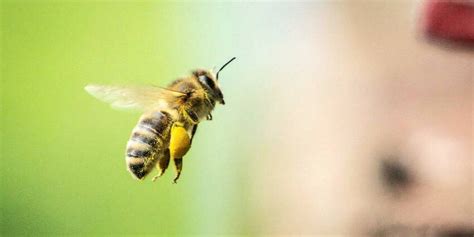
[84,84,185,111]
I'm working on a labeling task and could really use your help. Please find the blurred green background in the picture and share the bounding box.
[1,2,267,235]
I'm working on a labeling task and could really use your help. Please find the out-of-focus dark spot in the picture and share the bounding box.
[380,158,412,191]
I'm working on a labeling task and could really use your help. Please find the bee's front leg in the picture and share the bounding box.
[207,113,213,120]
[183,109,199,124]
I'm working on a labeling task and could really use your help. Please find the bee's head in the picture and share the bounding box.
[193,57,236,105]
[193,69,225,105]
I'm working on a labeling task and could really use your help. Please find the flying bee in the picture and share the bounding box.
[85,57,236,183]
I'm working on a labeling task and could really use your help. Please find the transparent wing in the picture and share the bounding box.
[84,84,185,111]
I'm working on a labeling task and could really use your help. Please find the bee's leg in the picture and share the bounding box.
[184,109,199,124]
[190,125,198,144]
[206,113,213,120]
[152,149,170,182]
[172,124,197,183]
[173,158,183,184]
[169,124,192,184]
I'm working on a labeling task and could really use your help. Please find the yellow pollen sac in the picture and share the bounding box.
[169,125,191,159]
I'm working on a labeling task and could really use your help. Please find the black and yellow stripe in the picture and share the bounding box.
[125,111,173,179]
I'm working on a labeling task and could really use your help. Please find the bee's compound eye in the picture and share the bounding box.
[199,75,215,89]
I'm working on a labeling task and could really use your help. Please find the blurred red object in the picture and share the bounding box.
[423,0,474,45]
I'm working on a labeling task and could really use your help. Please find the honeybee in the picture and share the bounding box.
[85,57,236,183]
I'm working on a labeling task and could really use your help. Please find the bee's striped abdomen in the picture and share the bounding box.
[126,111,173,179]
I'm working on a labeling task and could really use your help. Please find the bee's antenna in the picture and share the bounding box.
[216,57,236,80]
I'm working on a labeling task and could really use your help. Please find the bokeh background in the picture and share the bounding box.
[1,1,472,236]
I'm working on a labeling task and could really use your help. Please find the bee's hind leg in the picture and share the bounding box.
[169,124,191,184]
[152,149,170,182]
[173,158,183,184]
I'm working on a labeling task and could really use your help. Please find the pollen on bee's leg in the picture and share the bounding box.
[169,125,191,158]
[173,158,183,184]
